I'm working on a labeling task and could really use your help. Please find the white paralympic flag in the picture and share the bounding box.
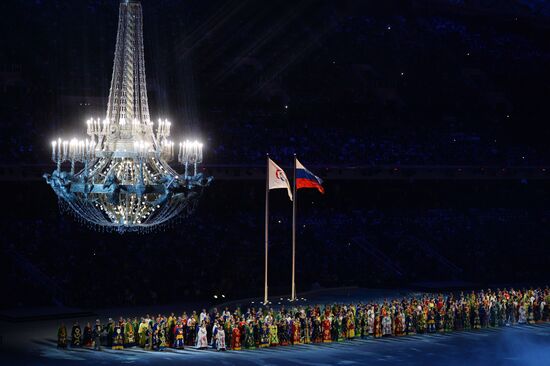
[268,158,293,201]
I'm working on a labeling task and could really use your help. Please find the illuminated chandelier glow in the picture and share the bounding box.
[44,0,211,233]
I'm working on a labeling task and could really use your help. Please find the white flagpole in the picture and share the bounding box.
[291,154,297,301]
[264,154,269,305]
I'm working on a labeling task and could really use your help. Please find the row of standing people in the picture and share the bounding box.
[57,287,550,351]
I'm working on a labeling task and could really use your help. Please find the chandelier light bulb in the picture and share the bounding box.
[51,141,57,162]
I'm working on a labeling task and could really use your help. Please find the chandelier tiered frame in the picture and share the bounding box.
[44,0,211,233]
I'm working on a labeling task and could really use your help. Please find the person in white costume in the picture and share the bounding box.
[196,322,209,349]
[216,327,227,351]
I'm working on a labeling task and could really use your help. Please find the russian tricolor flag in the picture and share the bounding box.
[296,159,325,194]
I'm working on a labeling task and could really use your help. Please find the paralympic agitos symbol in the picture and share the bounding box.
[275,168,287,182]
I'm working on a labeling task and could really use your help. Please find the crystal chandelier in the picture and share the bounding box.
[44,0,211,233]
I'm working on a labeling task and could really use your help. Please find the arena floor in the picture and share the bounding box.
[1,288,549,366]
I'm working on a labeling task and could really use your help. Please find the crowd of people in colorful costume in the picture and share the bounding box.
[57,287,549,351]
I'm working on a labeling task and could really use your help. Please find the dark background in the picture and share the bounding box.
[1,0,550,309]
